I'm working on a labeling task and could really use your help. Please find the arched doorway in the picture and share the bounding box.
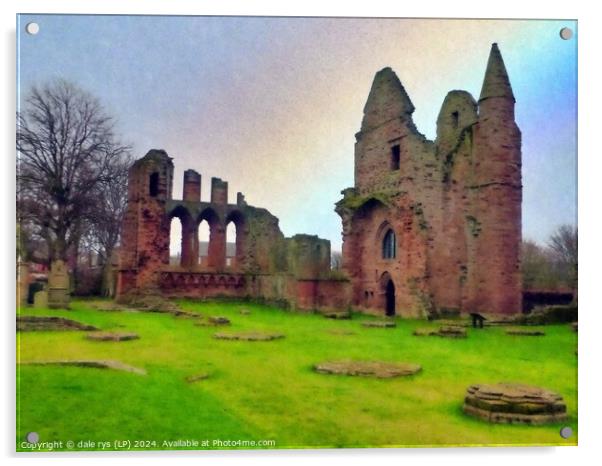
[385,279,396,316]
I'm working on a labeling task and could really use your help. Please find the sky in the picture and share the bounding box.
[17,15,577,253]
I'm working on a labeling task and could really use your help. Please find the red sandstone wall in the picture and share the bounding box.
[117,150,173,298]
[337,45,522,317]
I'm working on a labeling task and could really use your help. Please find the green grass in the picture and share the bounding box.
[16,299,578,450]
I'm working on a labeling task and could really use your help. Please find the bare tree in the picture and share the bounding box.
[521,239,562,290]
[82,155,132,296]
[17,79,131,268]
[548,224,578,298]
[331,251,343,270]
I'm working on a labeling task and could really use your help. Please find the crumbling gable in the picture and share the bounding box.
[336,43,522,317]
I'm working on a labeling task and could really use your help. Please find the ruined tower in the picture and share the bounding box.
[469,43,522,314]
[336,43,522,316]
[117,149,174,296]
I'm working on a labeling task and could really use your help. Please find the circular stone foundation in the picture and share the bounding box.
[86,332,139,341]
[314,360,421,378]
[196,316,232,327]
[438,326,467,338]
[17,316,99,332]
[362,320,396,328]
[185,373,210,383]
[213,331,284,341]
[413,326,466,338]
[505,328,545,336]
[323,311,351,320]
[463,383,568,425]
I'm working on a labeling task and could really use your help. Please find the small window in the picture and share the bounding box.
[451,111,459,129]
[149,172,159,197]
[382,229,396,259]
[390,145,400,171]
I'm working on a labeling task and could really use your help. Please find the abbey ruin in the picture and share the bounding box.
[117,43,522,317]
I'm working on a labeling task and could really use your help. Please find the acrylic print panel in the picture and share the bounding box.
[16,15,577,451]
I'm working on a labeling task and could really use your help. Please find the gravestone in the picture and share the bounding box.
[47,260,70,309]
[33,290,48,309]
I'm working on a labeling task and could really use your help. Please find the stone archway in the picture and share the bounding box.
[380,272,396,316]
[225,210,246,271]
[167,205,196,268]
[385,278,396,316]
[197,207,222,270]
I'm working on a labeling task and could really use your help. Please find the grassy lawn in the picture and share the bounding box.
[16,299,578,450]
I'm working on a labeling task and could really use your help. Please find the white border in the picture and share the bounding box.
[3,1,600,465]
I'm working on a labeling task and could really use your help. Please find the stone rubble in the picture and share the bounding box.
[463,383,568,425]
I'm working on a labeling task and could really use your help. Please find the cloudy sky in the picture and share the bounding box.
[17,15,577,252]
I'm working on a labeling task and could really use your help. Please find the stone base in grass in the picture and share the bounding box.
[213,331,284,341]
[436,319,471,327]
[413,328,440,337]
[323,311,351,320]
[196,316,231,326]
[362,320,396,328]
[463,383,567,425]
[208,316,231,325]
[20,359,146,375]
[117,293,182,314]
[571,322,577,332]
[438,326,467,338]
[90,301,132,312]
[17,316,98,332]
[86,332,139,342]
[413,326,466,338]
[185,373,210,383]
[314,360,421,378]
[172,310,202,319]
[239,309,251,315]
[505,328,545,336]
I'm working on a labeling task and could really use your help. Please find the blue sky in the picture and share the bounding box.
[17,15,577,251]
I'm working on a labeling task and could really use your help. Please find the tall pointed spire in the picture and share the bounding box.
[361,67,415,131]
[479,43,515,102]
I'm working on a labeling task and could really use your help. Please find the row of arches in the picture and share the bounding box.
[168,207,245,271]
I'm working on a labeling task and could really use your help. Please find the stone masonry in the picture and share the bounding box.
[116,150,350,312]
[335,44,522,317]
[117,43,521,318]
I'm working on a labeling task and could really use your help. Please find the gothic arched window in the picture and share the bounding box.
[382,229,396,259]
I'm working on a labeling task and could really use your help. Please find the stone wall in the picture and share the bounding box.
[116,150,347,313]
[117,43,521,318]
[336,43,522,317]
